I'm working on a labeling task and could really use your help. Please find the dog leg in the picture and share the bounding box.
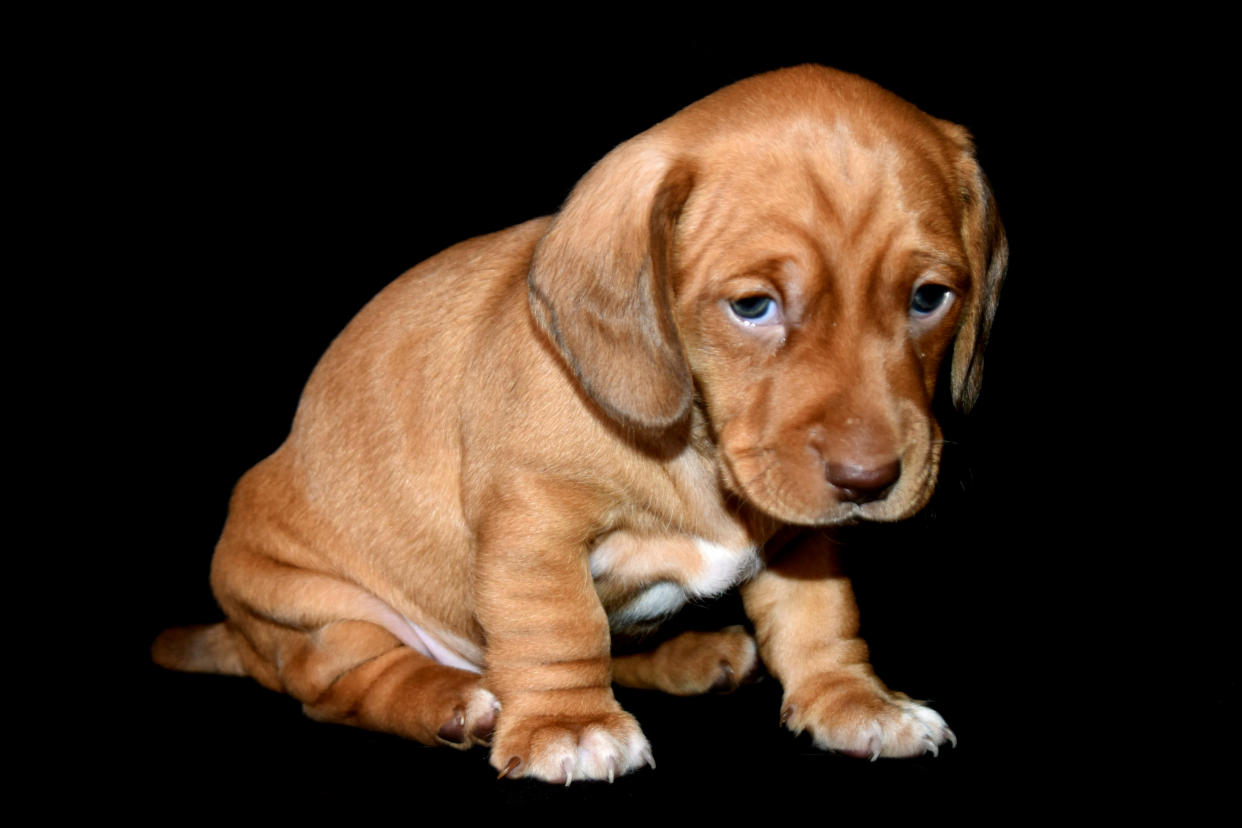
[474,483,654,783]
[741,533,954,759]
[206,534,498,748]
[611,626,758,695]
[294,620,498,748]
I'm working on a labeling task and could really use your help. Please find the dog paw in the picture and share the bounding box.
[435,685,500,749]
[667,626,759,694]
[611,626,759,695]
[781,673,954,760]
[490,709,654,784]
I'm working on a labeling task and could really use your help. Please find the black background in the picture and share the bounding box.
[64,19,1228,817]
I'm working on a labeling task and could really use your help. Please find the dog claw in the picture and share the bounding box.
[780,705,804,737]
[642,748,656,770]
[472,709,497,745]
[924,738,939,758]
[945,727,957,749]
[497,757,521,779]
[563,759,574,787]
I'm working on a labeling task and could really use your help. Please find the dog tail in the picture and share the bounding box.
[151,622,246,676]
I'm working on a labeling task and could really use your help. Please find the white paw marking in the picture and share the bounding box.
[521,720,653,784]
[854,699,951,759]
[796,694,954,759]
[899,700,954,754]
[463,686,500,732]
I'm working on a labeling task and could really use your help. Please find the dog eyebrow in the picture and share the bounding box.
[734,256,799,286]
[906,249,969,280]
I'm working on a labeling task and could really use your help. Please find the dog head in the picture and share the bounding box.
[529,65,1007,526]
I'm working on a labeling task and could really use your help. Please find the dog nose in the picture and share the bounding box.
[826,459,901,503]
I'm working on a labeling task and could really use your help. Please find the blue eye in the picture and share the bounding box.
[910,285,951,316]
[729,295,779,324]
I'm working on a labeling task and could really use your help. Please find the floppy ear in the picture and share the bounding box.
[528,137,696,430]
[950,147,1008,414]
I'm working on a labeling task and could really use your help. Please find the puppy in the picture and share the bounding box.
[154,64,1006,783]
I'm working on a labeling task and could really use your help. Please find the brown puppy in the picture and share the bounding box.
[154,65,1006,783]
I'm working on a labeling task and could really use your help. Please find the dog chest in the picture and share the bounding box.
[588,531,760,628]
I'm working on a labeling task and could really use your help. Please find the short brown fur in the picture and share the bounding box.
[154,65,1006,782]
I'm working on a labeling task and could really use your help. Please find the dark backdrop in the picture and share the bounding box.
[84,22,1223,817]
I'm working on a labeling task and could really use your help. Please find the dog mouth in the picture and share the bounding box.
[825,504,867,527]
[718,443,935,527]
[814,499,902,527]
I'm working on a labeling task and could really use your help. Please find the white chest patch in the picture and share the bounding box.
[609,582,689,628]
[685,537,760,597]
[589,532,759,629]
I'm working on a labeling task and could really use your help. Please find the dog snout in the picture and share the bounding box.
[825,458,901,504]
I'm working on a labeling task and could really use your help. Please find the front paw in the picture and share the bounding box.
[490,706,654,784]
[782,671,954,760]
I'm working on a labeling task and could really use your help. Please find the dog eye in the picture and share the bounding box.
[910,284,952,316]
[729,295,781,325]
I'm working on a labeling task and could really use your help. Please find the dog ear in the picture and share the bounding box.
[529,139,696,430]
[947,134,1009,414]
